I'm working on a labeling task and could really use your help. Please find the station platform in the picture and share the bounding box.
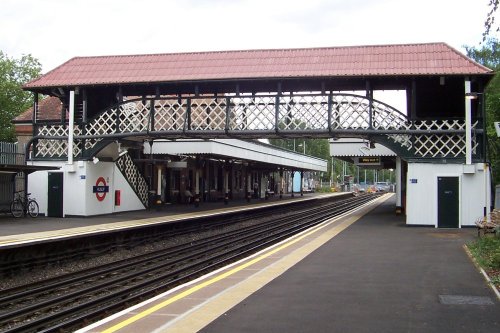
[78,194,499,333]
[0,192,346,248]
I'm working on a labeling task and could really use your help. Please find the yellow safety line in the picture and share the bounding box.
[101,195,385,333]
[101,231,311,332]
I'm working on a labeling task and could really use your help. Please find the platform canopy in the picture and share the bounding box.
[329,138,397,169]
[0,164,59,175]
[145,139,327,172]
[329,138,396,157]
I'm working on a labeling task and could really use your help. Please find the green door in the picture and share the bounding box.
[47,172,63,217]
[437,177,459,228]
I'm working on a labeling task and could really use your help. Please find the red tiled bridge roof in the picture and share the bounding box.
[24,43,493,89]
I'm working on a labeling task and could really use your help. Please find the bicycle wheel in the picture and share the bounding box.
[27,200,39,218]
[10,200,23,218]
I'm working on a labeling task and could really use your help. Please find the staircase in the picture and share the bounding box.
[115,153,149,208]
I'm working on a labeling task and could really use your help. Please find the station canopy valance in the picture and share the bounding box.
[145,139,327,172]
[329,138,396,157]
[0,164,59,175]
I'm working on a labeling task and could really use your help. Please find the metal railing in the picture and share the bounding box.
[0,142,25,165]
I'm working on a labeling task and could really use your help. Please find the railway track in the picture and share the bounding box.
[0,196,341,277]
[0,193,380,332]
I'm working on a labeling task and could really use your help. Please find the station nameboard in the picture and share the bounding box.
[355,157,381,166]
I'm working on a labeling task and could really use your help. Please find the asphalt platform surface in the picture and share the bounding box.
[201,197,500,333]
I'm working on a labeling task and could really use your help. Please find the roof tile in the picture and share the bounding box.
[24,43,493,89]
[13,96,63,122]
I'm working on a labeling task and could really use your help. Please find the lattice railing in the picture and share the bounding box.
[153,99,186,131]
[115,153,149,207]
[387,120,479,158]
[36,124,82,158]
[33,93,482,160]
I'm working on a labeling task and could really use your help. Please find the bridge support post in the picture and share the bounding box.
[465,80,472,165]
[67,90,75,166]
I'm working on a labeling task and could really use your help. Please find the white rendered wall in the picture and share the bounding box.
[28,161,145,216]
[27,167,52,215]
[64,163,87,215]
[84,162,115,216]
[406,163,489,227]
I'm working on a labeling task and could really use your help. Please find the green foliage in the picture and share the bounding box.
[483,0,499,42]
[0,51,42,142]
[465,38,500,185]
[268,138,330,160]
[468,237,500,271]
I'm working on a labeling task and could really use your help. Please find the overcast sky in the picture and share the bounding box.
[1,0,495,73]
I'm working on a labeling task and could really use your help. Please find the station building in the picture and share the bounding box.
[19,43,494,226]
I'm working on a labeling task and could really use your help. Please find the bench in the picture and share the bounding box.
[475,209,500,237]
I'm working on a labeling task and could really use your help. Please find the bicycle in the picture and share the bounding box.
[10,191,39,218]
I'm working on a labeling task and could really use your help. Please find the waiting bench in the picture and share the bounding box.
[475,209,500,237]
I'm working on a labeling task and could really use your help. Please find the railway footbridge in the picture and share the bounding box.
[21,42,494,226]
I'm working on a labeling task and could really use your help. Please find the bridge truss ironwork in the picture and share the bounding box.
[32,92,480,161]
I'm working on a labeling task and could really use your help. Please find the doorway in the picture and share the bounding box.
[48,172,64,217]
[437,176,459,228]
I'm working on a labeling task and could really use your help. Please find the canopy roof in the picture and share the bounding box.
[329,138,397,157]
[24,43,493,90]
[145,139,328,172]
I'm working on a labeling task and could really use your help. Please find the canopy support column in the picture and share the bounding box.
[396,157,403,214]
[195,170,200,207]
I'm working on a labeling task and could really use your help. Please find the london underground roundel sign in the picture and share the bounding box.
[93,177,109,201]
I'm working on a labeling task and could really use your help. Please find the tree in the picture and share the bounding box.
[483,0,499,42]
[0,51,42,142]
[269,137,332,181]
[464,38,500,184]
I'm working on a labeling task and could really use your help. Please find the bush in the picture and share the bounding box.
[468,237,500,270]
